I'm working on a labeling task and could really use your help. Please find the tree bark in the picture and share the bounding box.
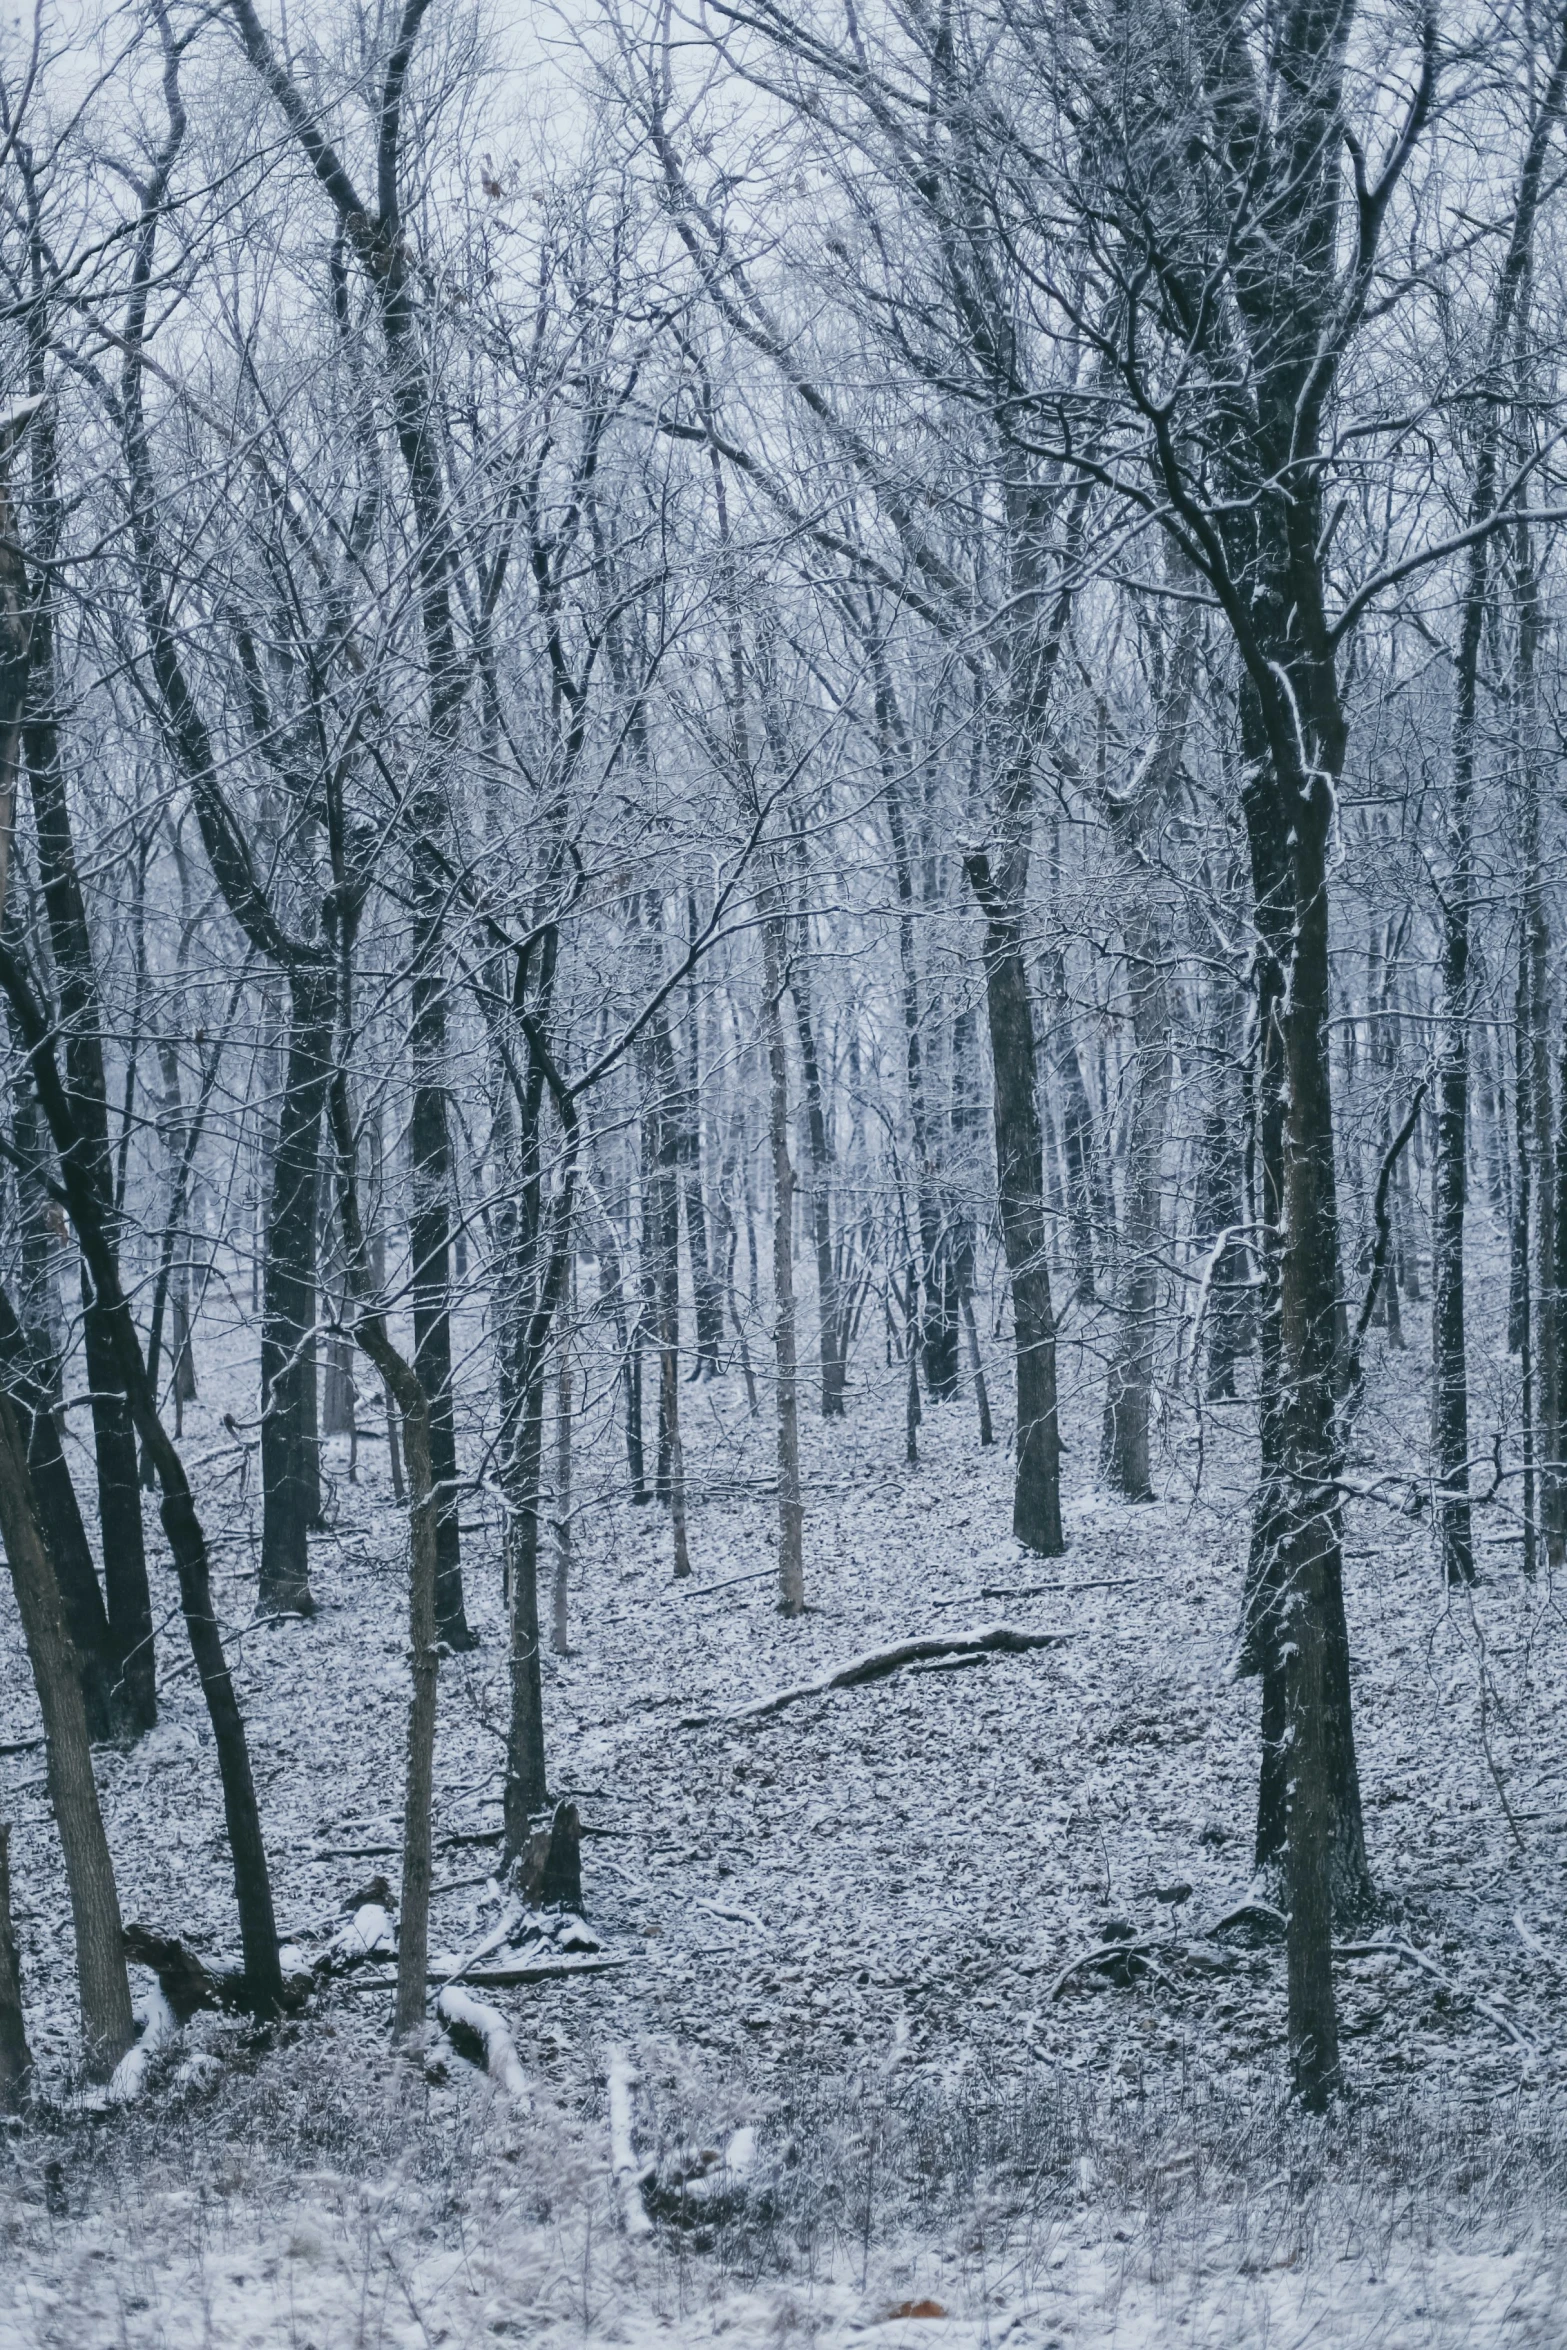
[0,1392,133,2077]
[762,908,805,1613]
[18,348,155,1737]
[0,1281,115,1740]
[0,945,284,2015]
[259,968,333,1613]
[0,1822,29,2111]
[965,853,1064,1555]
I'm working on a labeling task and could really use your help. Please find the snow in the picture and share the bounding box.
[3,1241,1567,2341]
[435,1984,531,2106]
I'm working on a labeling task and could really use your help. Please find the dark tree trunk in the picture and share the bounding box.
[21,337,155,1737]
[0,1823,29,2112]
[1043,955,1100,1310]
[790,954,846,1415]
[0,946,284,2015]
[965,853,1064,1555]
[680,922,725,1377]
[259,969,332,1614]
[0,1283,114,1741]
[0,1392,134,2077]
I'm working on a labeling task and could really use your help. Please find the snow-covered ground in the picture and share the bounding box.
[4,1244,1567,2345]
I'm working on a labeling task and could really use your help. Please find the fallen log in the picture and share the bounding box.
[122,1924,252,2021]
[608,2047,653,2238]
[336,1953,629,1991]
[436,1984,530,2106]
[681,1625,1067,1729]
[1048,1933,1173,2000]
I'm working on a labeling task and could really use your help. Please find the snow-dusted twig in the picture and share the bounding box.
[435,1985,531,2106]
[608,2047,653,2238]
[681,1625,1067,1729]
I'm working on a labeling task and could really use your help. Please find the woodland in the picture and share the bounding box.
[2,0,1567,2341]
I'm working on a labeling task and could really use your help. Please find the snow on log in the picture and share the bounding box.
[435,1984,531,2106]
[337,1953,628,1992]
[108,1982,178,2104]
[681,1625,1067,1729]
[608,2046,653,2238]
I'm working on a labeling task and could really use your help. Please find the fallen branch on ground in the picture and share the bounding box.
[681,1626,1067,1728]
[931,1578,1138,1609]
[1047,1934,1174,1999]
[436,1985,530,2106]
[1337,1936,1535,2060]
[338,1953,629,1991]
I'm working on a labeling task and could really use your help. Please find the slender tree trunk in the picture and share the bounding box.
[1043,956,1100,1309]
[0,1393,133,2076]
[394,1389,438,2038]
[790,952,845,1416]
[259,969,332,1614]
[0,1283,114,1739]
[878,691,955,1400]
[762,909,805,1614]
[1,946,284,2013]
[325,1057,438,2040]
[553,1313,572,1652]
[1432,744,1477,1587]
[21,362,155,1737]
[0,1823,29,2111]
[680,931,724,1377]
[965,854,1064,1555]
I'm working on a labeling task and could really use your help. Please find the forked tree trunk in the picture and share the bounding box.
[0,1393,133,2077]
[1,946,284,2015]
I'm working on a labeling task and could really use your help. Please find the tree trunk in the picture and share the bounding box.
[394,1388,438,2039]
[325,1064,439,2041]
[0,1282,115,1740]
[790,949,846,1416]
[965,854,1064,1555]
[680,927,724,1377]
[1,947,284,2015]
[259,969,332,1614]
[762,909,805,1614]
[0,1823,29,2111]
[1042,952,1101,1308]
[552,1317,572,1653]
[21,375,156,1737]
[0,1392,133,2077]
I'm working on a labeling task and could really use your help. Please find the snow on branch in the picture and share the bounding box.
[681,1625,1068,1730]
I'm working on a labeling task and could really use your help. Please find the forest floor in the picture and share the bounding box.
[4,1251,1567,2346]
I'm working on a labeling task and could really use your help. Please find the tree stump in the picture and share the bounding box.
[517,1802,583,1912]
